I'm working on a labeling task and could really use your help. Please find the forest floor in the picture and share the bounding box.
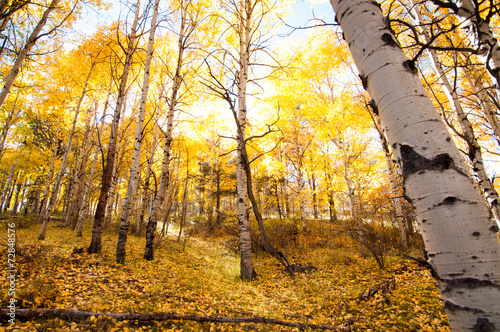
[0,215,449,331]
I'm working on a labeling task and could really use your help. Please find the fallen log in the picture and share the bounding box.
[0,309,348,331]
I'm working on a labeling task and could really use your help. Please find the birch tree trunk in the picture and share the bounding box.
[136,122,159,236]
[65,112,93,229]
[329,0,500,328]
[234,0,257,281]
[144,1,189,260]
[463,69,500,144]
[116,0,160,264]
[39,87,85,240]
[0,0,61,109]
[88,0,141,254]
[370,109,408,249]
[37,139,58,220]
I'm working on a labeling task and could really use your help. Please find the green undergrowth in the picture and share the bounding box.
[0,216,449,331]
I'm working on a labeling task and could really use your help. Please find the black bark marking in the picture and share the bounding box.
[443,277,500,291]
[402,59,417,74]
[370,0,382,10]
[359,74,368,89]
[399,145,454,179]
[442,196,457,205]
[489,225,499,232]
[472,231,481,236]
[381,33,398,47]
[444,300,485,314]
[474,318,495,332]
[368,99,378,115]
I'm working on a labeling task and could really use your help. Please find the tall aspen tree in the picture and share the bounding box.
[88,0,142,254]
[116,0,161,264]
[0,0,61,110]
[144,0,194,260]
[329,0,500,329]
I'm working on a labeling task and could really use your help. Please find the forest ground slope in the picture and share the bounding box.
[0,215,449,331]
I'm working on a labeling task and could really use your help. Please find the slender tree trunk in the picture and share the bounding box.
[144,1,188,260]
[177,161,189,242]
[370,108,408,249]
[463,69,500,145]
[88,0,141,254]
[39,86,85,240]
[295,150,307,231]
[10,175,22,215]
[0,0,61,110]
[116,0,160,264]
[136,121,159,236]
[310,172,318,219]
[329,0,500,327]
[66,113,93,229]
[1,160,17,211]
[38,138,58,221]
[234,0,257,281]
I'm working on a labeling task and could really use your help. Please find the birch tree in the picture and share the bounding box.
[0,0,61,110]
[88,0,142,254]
[116,0,161,265]
[144,0,200,260]
[329,0,500,328]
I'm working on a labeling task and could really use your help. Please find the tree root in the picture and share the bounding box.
[1,309,348,331]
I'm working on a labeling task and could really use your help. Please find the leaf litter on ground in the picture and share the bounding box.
[0,217,450,331]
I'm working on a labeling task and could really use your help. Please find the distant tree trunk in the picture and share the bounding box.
[88,0,141,254]
[310,172,318,219]
[76,145,99,238]
[463,69,500,146]
[144,0,188,260]
[0,0,61,110]
[38,139,58,221]
[1,159,17,211]
[10,175,22,215]
[329,0,500,327]
[369,107,408,249]
[39,84,85,240]
[295,154,307,231]
[215,167,222,226]
[136,121,159,237]
[77,102,107,237]
[66,112,93,229]
[177,160,189,242]
[116,0,160,264]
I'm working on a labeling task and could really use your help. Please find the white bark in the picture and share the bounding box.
[144,1,189,260]
[236,0,256,281]
[37,138,58,220]
[330,0,500,329]
[116,0,160,264]
[88,0,141,254]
